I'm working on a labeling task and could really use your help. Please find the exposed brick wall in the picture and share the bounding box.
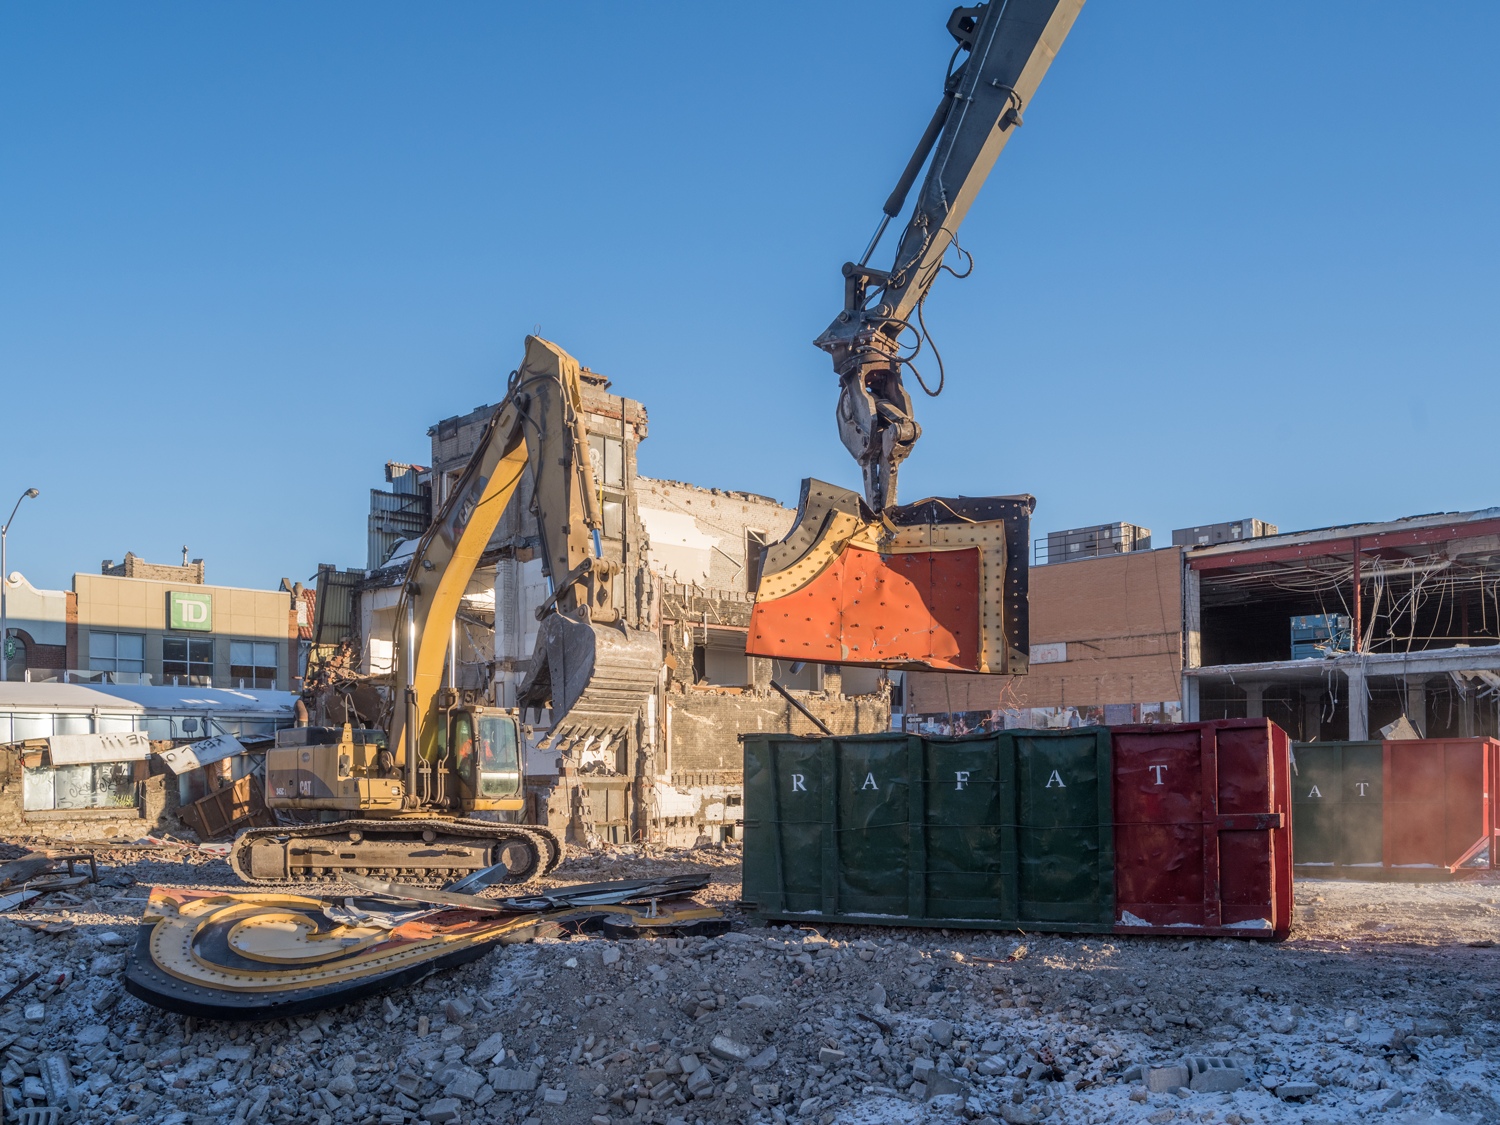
[101,552,205,584]
[0,748,181,839]
[666,688,889,773]
[65,591,77,672]
[908,547,1185,712]
[3,629,64,671]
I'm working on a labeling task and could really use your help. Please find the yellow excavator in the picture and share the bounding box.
[230,337,662,885]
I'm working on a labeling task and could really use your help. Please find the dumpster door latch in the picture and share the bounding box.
[1216,812,1284,831]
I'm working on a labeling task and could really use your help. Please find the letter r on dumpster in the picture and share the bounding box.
[791,774,806,792]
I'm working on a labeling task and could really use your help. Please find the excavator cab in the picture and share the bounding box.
[447,705,523,812]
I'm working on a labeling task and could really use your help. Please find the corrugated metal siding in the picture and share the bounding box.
[311,565,363,648]
[368,488,431,571]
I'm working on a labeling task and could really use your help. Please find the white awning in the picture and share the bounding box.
[46,730,152,765]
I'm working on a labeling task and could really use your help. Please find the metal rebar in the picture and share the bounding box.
[769,680,834,736]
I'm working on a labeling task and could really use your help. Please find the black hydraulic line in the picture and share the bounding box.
[883,94,955,219]
[770,680,834,736]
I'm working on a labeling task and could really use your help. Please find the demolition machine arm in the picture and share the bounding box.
[814,0,1084,511]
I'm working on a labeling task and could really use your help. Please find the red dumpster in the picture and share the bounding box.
[1384,737,1497,874]
[1110,719,1293,941]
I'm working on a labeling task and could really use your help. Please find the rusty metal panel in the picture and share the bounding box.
[1384,738,1496,874]
[747,546,979,670]
[747,480,1030,675]
[1111,720,1291,940]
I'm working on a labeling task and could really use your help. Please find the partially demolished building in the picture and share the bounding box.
[907,507,1500,743]
[326,365,891,847]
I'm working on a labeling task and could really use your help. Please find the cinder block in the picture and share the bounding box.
[1146,1065,1189,1093]
[1185,1056,1245,1093]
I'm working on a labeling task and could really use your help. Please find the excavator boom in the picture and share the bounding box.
[390,336,661,786]
[816,0,1086,511]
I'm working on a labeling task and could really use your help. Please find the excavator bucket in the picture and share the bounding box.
[747,480,1033,675]
[519,612,662,755]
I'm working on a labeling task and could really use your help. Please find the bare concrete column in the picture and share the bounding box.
[1345,666,1369,741]
[1183,563,1202,671]
[1300,685,1323,742]
[1459,679,1476,738]
[1405,675,1429,738]
[751,657,772,693]
[822,665,842,697]
[1242,682,1266,719]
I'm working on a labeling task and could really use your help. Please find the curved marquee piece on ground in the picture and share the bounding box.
[746,479,1033,675]
[125,886,727,1020]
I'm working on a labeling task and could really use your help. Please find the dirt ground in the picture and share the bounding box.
[0,839,1497,1125]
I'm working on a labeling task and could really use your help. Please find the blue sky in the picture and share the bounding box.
[2,3,1496,592]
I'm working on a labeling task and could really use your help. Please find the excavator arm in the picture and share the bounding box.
[815,0,1085,511]
[388,336,660,806]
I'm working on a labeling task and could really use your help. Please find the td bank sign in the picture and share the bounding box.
[169,591,214,632]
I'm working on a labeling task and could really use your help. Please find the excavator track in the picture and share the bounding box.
[228,818,563,887]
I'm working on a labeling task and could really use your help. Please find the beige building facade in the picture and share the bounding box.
[15,554,301,692]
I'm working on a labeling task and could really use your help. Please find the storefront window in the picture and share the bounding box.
[23,762,138,811]
[89,633,145,676]
[229,642,278,689]
[163,638,213,686]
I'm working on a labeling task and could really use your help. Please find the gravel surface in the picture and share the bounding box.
[0,840,1497,1125]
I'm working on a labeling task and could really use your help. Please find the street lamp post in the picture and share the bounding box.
[1,488,41,683]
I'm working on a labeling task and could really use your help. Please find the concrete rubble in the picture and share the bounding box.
[0,842,1494,1125]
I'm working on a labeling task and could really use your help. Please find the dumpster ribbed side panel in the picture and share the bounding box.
[835,736,914,918]
[743,725,1281,937]
[1291,742,1383,872]
[741,736,830,915]
[1014,731,1113,924]
[921,737,1006,920]
[741,729,1113,933]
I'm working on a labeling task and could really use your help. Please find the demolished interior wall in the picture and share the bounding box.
[353,361,893,848]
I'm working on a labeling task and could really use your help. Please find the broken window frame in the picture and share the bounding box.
[23,760,140,813]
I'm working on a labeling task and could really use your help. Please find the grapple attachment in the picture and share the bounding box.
[518,612,662,754]
[747,479,1033,675]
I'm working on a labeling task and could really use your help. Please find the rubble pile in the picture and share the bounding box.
[0,850,1495,1125]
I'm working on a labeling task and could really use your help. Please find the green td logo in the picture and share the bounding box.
[169,591,214,632]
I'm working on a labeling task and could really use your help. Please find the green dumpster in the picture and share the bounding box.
[741,730,1114,932]
[1291,741,1383,873]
